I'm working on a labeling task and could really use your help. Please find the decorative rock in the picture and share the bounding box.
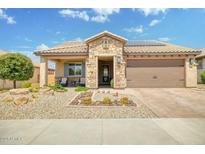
[112,92,118,97]
[10,88,29,95]
[39,87,51,93]
[14,95,29,105]
[46,90,54,96]
[2,95,14,103]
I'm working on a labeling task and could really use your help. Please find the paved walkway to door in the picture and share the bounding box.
[0,119,205,145]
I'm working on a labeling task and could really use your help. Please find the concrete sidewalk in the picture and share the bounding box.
[0,119,205,145]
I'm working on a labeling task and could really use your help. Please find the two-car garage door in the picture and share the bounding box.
[126,59,185,88]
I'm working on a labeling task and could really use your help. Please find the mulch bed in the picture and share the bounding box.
[69,92,137,107]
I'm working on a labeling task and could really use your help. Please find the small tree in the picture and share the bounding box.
[201,71,205,84]
[0,53,34,88]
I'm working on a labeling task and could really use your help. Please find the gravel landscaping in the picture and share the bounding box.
[0,88,157,119]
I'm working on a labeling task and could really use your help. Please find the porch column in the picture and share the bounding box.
[86,56,98,88]
[40,56,48,87]
[113,56,127,88]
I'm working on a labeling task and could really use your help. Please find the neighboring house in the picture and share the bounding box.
[196,48,205,83]
[0,50,55,89]
[34,31,200,88]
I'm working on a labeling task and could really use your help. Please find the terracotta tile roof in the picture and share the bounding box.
[34,41,88,55]
[34,40,200,56]
[124,41,201,55]
[196,48,205,59]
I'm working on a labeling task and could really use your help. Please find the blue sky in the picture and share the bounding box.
[0,8,205,63]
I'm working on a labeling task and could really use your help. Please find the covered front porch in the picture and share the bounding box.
[40,55,87,87]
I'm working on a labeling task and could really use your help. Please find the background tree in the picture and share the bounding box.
[0,53,34,88]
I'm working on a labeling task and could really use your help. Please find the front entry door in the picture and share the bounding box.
[102,65,110,85]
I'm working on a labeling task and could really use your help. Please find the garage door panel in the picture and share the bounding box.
[126,59,185,88]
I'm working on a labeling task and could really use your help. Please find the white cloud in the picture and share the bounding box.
[55,31,61,35]
[0,9,16,24]
[59,9,89,21]
[134,8,168,16]
[158,37,171,42]
[25,37,32,42]
[149,19,161,27]
[58,8,120,23]
[92,8,120,16]
[91,15,108,23]
[91,8,120,23]
[124,25,144,33]
[36,44,49,50]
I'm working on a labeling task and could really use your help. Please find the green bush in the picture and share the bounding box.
[21,81,31,88]
[120,97,129,105]
[28,83,40,92]
[75,86,89,92]
[201,71,205,84]
[29,87,39,93]
[49,83,67,92]
[31,83,40,89]
[81,97,92,105]
[110,79,114,88]
[103,96,112,104]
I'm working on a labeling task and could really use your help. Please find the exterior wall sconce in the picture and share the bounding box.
[189,57,198,68]
[117,56,121,64]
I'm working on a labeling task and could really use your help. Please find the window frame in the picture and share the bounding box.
[66,62,83,76]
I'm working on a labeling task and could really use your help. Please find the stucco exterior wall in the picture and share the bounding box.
[185,57,198,87]
[86,36,126,88]
[55,61,64,77]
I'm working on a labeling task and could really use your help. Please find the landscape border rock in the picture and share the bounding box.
[10,88,29,95]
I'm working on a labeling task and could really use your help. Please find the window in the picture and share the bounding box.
[67,63,82,76]
[102,39,109,49]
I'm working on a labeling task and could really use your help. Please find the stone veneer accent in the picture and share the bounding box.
[86,36,126,88]
[185,56,197,87]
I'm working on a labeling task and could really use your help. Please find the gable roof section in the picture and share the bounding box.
[85,31,127,43]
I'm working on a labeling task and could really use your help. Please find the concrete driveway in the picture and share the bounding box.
[0,119,205,145]
[130,88,205,118]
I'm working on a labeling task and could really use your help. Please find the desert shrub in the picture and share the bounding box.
[49,83,67,92]
[201,71,205,84]
[110,79,114,88]
[28,83,40,92]
[21,81,31,88]
[75,86,89,92]
[29,87,38,92]
[120,97,129,105]
[81,97,92,105]
[103,96,112,104]
[31,83,40,89]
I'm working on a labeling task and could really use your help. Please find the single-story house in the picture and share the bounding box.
[0,50,55,89]
[196,48,205,83]
[34,31,201,88]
